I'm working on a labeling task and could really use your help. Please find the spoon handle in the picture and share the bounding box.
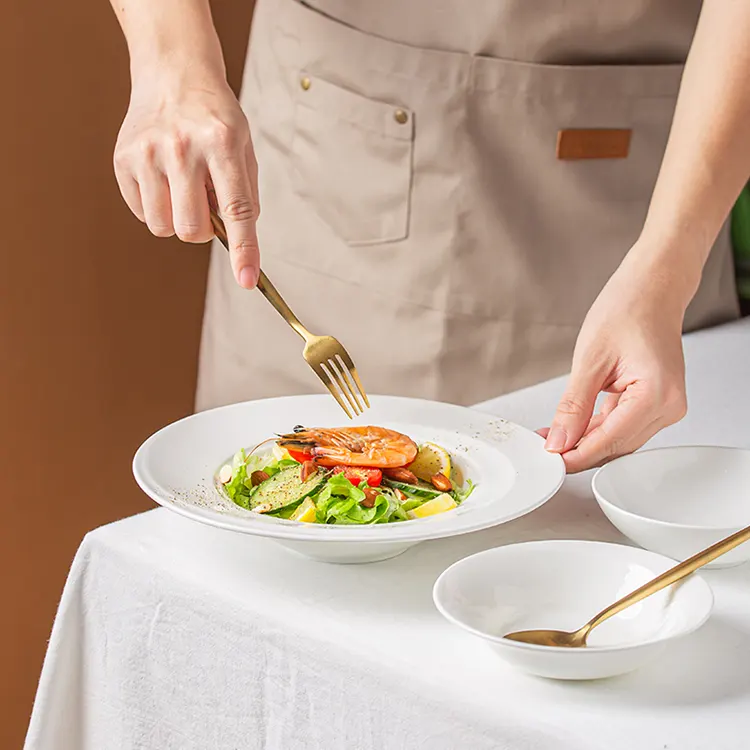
[587,523,750,632]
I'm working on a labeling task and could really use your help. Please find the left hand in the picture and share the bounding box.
[540,250,692,473]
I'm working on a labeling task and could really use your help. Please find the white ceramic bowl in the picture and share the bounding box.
[592,446,750,569]
[433,540,713,680]
[133,395,565,563]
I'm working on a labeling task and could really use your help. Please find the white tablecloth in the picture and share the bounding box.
[26,320,750,750]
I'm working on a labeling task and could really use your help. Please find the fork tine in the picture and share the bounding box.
[350,369,370,409]
[324,359,362,416]
[332,356,365,414]
[337,350,370,409]
[313,363,354,419]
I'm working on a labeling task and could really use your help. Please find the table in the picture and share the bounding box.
[25,319,750,750]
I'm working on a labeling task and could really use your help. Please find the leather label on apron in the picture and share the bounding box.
[556,129,632,160]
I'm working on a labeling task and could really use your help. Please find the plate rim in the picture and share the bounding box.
[133,394,566,543]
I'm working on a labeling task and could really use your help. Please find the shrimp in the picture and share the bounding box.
[277,426,418,469]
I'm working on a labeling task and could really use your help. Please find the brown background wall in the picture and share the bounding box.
[0,2,253,746]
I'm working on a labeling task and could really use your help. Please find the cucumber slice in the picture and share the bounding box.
[249,465,328,512]
[384,478,445,500]
[268,503,302,519]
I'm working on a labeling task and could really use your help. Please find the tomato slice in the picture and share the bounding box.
[333,466,383,487]
[286,448,312,464]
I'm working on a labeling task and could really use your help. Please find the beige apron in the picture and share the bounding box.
[196,0,739,411]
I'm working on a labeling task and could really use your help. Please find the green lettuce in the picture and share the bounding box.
[225,450,251,507]
[313,474,401,525]
[452,479,476,505]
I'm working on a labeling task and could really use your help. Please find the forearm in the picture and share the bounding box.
[629,0,750,302]
[110,0,226,85]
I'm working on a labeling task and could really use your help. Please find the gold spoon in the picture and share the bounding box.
[504,523,750,648]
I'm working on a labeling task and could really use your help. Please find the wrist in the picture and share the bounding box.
[123,4,226,90]
[128,54,231,112]
[129,43,227,89]
[619,236,704,314]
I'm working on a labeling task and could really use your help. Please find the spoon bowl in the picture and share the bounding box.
[503,627,590,648]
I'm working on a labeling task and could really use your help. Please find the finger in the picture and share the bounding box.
[209,153,259,289]
[540,414,602,442]
[137,169,175,237]
[581,411,608,437]
[539,400,615,443]
[600,392,620,418]
[114,168,145,222]
[538,395,611,441]
[563,417,661,474]
[167,166,213,244]
[545,363,607,454]
[561,382,656,472]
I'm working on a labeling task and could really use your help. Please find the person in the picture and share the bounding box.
[109,0,750,472]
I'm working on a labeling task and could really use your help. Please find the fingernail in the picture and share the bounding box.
[239,266,259,289]
[544,427,567,453]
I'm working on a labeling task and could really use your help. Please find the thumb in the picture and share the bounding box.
[545,366,602,454]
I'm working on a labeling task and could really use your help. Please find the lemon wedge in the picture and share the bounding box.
[407,442,452,483]
[408,493,457,519]
[271,444,291,462]
[291,497,317,523]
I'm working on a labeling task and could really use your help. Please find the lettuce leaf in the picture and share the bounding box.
[312,474,402,525]
[452,479,476,505]
[315,473,365,522]
[225,453,253,507]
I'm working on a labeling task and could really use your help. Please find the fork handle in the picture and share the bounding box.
[209,209,309,342]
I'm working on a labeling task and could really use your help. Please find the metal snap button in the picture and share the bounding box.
[300,76,311,91]
[394,109,408,124]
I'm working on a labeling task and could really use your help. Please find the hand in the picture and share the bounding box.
[541,252,692,473]
[113,69,260,288]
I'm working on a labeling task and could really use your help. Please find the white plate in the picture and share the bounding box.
[593,446,750,569]
[133,395,565,563]
[434,540,714,680]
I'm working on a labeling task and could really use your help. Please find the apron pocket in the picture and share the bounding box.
[291,72,414,246]
[454,59,686,325]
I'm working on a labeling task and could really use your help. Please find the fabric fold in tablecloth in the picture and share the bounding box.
[25,522,582,750]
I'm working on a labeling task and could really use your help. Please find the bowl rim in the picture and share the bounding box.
[432,539,714,654]
[592,445,750,533]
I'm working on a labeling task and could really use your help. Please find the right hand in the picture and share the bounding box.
[114,71,260,288]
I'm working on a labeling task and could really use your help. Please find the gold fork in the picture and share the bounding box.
[208,209,369,418]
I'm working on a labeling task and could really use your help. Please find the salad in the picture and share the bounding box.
[217,425,474,525]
